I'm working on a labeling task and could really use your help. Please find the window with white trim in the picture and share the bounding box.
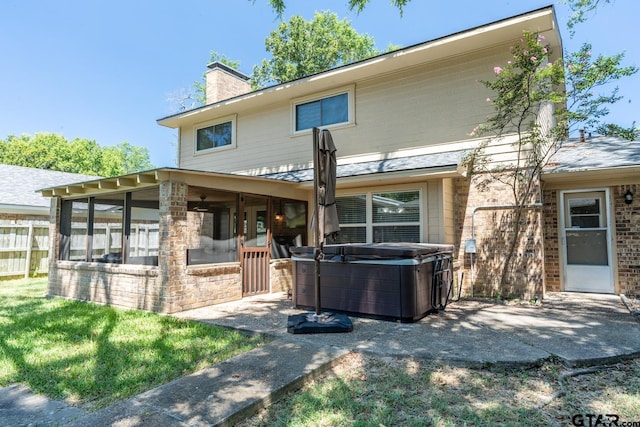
[328,190,421,244]
[195,116,236,152]
[293,87,354,132]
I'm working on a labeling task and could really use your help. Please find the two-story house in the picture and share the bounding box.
[40,6,640,313]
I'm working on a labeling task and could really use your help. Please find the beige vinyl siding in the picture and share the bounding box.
[424,179,454,244]
[178,44,513,175]
[425,180,441,242]
[442,178,455,245]
[349,48,502,157]
[180,103,307,174]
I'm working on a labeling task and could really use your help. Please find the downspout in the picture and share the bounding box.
[467,203,543,296]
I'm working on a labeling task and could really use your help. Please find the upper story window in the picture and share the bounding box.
[195,115,236,153]
[292,86,354,133]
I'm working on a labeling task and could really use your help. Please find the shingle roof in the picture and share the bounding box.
[260,150,468,182]
[544,136,640,173]
[0,164,101,210]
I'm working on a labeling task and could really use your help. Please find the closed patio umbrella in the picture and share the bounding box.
[286,127,352,333]
[314,128,340,246]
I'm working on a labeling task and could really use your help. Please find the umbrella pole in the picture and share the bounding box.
[313,127,322,316]
[285,128,352,334]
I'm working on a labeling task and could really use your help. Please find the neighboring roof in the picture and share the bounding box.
[0,164,101,213]
[544,136,640,173]
[157,5,560,129]
[260,150,468,183]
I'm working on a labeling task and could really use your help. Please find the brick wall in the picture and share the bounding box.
[205,62,251,104]
[542,188,561,292]
[50,261,164,310]
[158,181,244,313]
[455,176,544,300]
[270,258,293,294]
[183,263,242,308]
[613,184,640,296]
[186,211,214,248]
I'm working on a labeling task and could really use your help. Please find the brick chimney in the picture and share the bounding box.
[205,62,251,105]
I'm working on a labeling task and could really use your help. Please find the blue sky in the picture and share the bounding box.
[1,0,637,168]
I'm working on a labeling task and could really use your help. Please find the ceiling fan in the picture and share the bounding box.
[194,195,209,212]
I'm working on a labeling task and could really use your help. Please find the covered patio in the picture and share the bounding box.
[41,168,309,313]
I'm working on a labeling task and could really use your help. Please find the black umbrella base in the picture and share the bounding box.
[287,312,353,334]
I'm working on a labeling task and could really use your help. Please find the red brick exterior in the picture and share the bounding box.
[614,184,640,296]
[542,188,561,292]
[543,184,640,297]
[455,176,544,300]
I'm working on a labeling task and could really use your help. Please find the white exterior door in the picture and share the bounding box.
[560,190,614,293]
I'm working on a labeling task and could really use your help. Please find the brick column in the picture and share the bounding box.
[543,189,561,292]
[615,184,640,296]
[159,180,188,313]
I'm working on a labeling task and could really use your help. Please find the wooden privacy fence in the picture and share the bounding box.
[0,224,50,279]
[0,223,159,279]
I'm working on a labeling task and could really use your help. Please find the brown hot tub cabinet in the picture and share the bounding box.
[291,243,454,323]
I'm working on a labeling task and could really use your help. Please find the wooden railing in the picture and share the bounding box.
[242,247,270,295]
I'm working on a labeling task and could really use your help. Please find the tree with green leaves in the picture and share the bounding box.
[259,0,608,22]
[251,11,380,89]
[564,44,638,138]
[464,29,636,294]
[0,133,154,177]
[179,12,397,108]
[259,0,411,17]
[565,0,611,35]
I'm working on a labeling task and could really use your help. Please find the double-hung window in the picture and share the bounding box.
[293,87,354,133]
[329,190,421,244]
[195,115,236,153]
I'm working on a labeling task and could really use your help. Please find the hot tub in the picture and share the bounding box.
[291,243,454,323]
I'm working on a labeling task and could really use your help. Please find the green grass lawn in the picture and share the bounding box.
[0,278,266,410]
[241,352,640,427]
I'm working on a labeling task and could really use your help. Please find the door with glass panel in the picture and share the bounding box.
[561,190,614,293]
[241,195,270,295]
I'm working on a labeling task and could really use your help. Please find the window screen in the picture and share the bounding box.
[330,190,421,244]
[196,121,232,151]
[295,93,348,131]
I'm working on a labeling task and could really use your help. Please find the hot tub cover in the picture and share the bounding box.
[290,243,454,261]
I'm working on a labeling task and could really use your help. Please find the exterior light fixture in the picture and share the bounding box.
[624,189,633,205]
